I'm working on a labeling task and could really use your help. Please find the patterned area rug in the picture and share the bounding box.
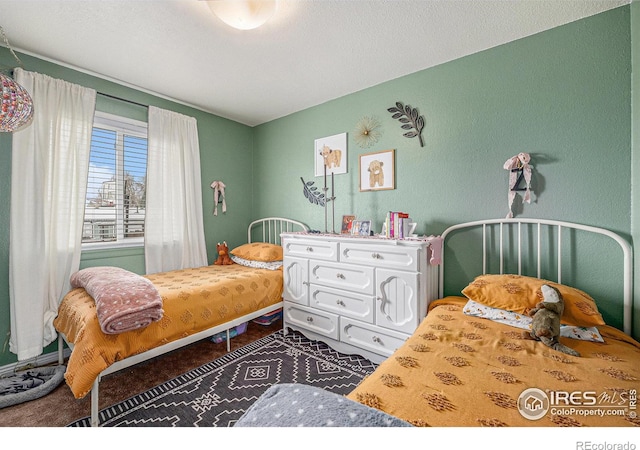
[68,330,377,427]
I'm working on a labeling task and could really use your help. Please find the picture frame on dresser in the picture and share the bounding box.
[341,215,356,234]
[351,219,371,236]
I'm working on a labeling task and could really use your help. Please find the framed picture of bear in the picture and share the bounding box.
[359,149,395,191]
[315,132,348,177]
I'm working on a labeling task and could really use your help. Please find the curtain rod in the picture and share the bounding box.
[98,91,148,109]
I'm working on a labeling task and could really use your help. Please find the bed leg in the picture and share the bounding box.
[226,329,231,352]
[91,379,99,427]
[57,334,64,365]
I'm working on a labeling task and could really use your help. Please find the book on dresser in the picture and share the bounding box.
[384,211,415,239]
[280,232,439,364]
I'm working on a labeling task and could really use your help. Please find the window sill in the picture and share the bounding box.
[82,238,144,252]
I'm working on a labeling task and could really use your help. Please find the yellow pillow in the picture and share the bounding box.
[231,243,283,262]
[461,274,605,327]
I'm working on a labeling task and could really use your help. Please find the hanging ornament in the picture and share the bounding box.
[1,72,33,132]
[503,152,533,218]
[0,26,33,132]
[354,116,382,148]
[210,180,227,215]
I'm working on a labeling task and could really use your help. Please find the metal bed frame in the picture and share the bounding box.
[439,218,632,335]
[57,217,308,426]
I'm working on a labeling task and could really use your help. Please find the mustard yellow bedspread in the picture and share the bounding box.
[348,296,640,427]
[54,264,283,399]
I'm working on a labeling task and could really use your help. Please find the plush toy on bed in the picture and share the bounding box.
[214,241,234,265]
[525,284,580,357]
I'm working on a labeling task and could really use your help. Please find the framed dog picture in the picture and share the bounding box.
[359,149,395,191]
[315,132,348,177]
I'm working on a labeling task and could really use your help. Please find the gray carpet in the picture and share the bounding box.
[67,330,377,427]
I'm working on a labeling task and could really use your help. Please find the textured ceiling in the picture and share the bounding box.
[0,0,630,126]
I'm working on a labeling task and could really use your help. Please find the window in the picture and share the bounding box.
[82,112,148,248]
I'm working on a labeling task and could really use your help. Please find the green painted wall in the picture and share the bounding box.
[254,8,633,334]
[0,51,255,367]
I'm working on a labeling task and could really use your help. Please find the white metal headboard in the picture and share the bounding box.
[439,218,633,334]
[248,217,309,245]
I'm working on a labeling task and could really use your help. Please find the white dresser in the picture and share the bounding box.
[281,232,439,364]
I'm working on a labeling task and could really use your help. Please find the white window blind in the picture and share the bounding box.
[82,111,148,247]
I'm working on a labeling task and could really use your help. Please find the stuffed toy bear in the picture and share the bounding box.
[214,241,233,265]
[525,284,580,357]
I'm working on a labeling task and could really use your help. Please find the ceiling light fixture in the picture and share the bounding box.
[0,25,33,132]
[205,0,278,30]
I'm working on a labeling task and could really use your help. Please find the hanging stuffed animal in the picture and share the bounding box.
[503,152,532,218]
[211,180,226,216]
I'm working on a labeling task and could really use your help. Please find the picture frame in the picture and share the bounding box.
[359,149,395,191]
[315,132,348,177]
[341,215,356,234]
[350,219,372,236]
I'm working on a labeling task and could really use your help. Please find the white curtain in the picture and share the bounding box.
[145,106,207,274]
[9,69,96,360]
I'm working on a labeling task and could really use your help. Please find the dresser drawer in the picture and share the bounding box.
[310,260,374,295]
[283,238,338,261]
[340,242,420,271]
[283,302,339,340]
[340,317,408,359]
[309,284,374,324]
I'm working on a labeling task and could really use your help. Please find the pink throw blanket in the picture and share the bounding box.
[70,266,164,334]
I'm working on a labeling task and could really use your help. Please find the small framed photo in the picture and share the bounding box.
[315,132,348,177]
[359,149,395,191]
[341,215,356,234]
[351,219,372,236]
[351,220,360,234]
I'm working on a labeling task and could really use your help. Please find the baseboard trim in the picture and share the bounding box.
[0,348,70,378]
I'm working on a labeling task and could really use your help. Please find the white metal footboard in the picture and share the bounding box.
[438,218,632,335]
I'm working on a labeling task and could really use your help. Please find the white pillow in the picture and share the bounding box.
[462,299,604,343]
[230,255,283,270]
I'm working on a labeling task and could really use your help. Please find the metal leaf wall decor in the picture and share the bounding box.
[301,177,325,207]
[387,101,425,147]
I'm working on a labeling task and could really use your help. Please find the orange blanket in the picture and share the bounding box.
[347,297,640,427]
[54,264,283,399]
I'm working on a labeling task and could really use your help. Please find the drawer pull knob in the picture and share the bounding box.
[336,299,345,306]
[336,273,345,279]
[306,316,313,322]
[372,253,381,259]
[372,336,381,343]
[306,247,313,252]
